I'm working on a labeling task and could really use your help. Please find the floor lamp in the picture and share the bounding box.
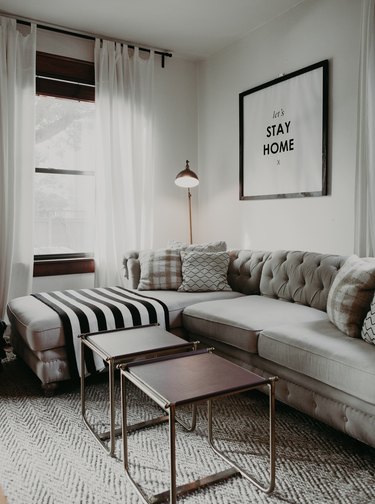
[175,160,199,244]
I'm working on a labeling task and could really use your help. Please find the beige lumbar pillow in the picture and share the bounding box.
[327,255,375,338]
[167,240,227,252]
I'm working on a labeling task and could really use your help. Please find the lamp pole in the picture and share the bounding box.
[188,187,193,244]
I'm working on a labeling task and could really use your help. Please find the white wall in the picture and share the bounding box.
[196,0,362,255]
[152,56,198,247]
[32,0,360,291]
[32,32,197,291]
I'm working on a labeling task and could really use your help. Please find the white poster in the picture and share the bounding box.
[239,61,328,200]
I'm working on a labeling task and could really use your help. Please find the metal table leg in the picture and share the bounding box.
[169,405,177,504]
[109,359,116,456]
[121,374,198,504]
[122,378,277,503]
[81,338,196,458]
[81,339,119,457]
[207,377,277,494]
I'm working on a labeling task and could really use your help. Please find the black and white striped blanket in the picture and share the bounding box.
[32,287,170,379]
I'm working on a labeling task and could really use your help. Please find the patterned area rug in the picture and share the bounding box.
[0,356,375,504]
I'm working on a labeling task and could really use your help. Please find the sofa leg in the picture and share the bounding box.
[41,382,58,396]
[0,321,7,369]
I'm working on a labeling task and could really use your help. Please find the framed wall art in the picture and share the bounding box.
[239,60,328,200]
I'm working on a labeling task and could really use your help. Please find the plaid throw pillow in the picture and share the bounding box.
[327,255,375,338]
[138,249,182,290]
[178,251,232,292]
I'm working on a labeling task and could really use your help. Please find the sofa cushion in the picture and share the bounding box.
[178,251,231,292]
[327,255,375,338]
[183,295,328,354]
[135,289,242,328]
[258,319,375,404]
[7,290,244,352]
[138,249,182,290]
[7,295,63,352]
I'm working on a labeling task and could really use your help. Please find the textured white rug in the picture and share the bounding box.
[0,357,374,504]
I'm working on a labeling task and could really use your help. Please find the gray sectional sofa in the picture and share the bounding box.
[6,247,375,449]
[124,248,375,449]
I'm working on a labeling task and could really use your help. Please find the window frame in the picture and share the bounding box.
[34,52,96,277]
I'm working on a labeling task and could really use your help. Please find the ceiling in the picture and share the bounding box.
[0,0,306,60]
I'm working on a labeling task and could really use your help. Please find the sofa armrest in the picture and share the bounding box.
[123,251,140,288]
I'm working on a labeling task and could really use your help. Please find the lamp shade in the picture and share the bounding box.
[175,160,199,188]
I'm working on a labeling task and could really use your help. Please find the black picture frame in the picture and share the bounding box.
[239,60,329,200]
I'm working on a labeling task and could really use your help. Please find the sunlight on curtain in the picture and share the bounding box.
[0,18,36,318]
[94,40,155,286]
[355,0,375,256]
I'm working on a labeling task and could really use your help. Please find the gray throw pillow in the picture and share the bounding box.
[178,251,232,292]
[327,255,375,338]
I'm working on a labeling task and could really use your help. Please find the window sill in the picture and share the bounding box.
[33,258,95,277]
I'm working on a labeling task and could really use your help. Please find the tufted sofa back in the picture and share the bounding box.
[227,250,271,295]
[256,250,345,311]
[124,248,347,312]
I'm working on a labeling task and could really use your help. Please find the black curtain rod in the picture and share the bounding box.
[13,17,172,68]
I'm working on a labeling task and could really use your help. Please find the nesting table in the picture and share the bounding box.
[80,324,197,457]
[120,349,278,503]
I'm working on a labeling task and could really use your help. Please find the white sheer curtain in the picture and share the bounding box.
[94,40,155,286]
[0,18,36,319]
[354,0,375,256]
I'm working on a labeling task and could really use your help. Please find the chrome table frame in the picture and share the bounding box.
[80,324,198,457]
[120,350,278,503]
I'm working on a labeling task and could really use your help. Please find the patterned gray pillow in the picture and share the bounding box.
[361,294,375,345]
[138,249,182,290]
[178,251,232,292]
[327,255,375,338]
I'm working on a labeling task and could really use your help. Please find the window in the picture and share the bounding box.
[35,96,95,257]
[34,52,96,275]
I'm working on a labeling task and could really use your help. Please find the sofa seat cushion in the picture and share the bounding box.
[133,289,244,328]
[7,295,64,352]
[183,295,328,354]
[7,290,243,352]
[258,319,375,404]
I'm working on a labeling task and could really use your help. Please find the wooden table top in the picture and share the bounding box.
[83,325,190,360]
[125,351,270,407]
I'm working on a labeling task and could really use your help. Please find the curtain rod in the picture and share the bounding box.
[0,10,173,68]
